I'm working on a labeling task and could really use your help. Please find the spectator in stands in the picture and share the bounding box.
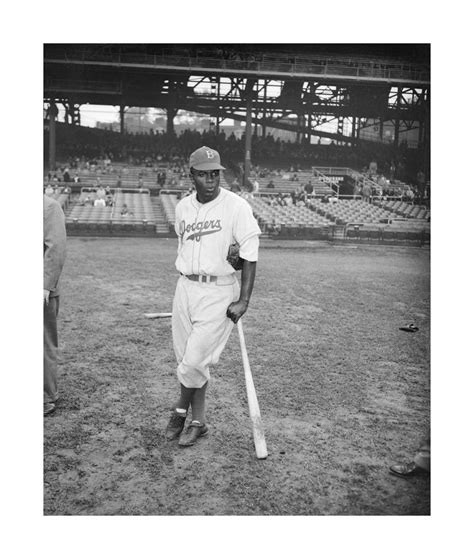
[63,168,71,182]
[362,183,372,203]
[96,185,106,200]
[45,184,55,197]
[304,180,313,195]
[290,172,299,182]
[84,196,94,206]
[405,186,415,203]
[276,193,285,206]
[267,179,275,189]
[94,197,106,207]
[328,193,338,204]
[73,173,80,183]
[389,161,396,180]
[416,170,426,198]
[253,179,259,195]
[368,160,378,177]
[63,185,72,195]
[116,177,122,188]
[121,203,133,216]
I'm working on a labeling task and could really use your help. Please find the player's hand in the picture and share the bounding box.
[226,300,248,323]
[43,289,50,305]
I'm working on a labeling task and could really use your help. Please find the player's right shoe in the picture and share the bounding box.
[165,410,187,441]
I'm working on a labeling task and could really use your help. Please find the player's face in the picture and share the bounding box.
[191,169,220,204]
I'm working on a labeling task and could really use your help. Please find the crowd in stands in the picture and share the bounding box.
[45,122,426,188]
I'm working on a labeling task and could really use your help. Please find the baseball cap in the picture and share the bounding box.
[189,146,226,171]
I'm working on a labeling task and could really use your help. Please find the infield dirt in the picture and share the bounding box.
[44,237,430,515]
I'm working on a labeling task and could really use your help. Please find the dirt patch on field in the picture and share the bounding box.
[44,239,430,515]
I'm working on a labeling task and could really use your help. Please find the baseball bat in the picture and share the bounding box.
[144,312,172,319]
[237,319,268,460]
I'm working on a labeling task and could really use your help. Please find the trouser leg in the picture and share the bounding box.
[191,382,208,423]
[414,436,430,472]
[172,277,238,388]
[44,296,59,404]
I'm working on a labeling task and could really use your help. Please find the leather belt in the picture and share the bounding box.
[182,274,217,283]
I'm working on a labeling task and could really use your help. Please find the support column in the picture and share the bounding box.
[351,116,357,146]
[167,106,178,135]
[120,105,125,135]
[379,118,384,141]
[48,101,58,172]
[393,87,402,150]
[337,116,345,145]
[216,80,221,135]
[394,119,400,149]
[422,89,430,178]
[418,119,424,149]
[243,79,256,188]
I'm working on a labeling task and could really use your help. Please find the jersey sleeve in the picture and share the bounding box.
[233,200,261,247]
[239,234,259,262]
[174,202,183,251]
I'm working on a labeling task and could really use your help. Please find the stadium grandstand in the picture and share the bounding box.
[44,43,430,245]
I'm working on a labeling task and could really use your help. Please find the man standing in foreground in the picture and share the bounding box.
[44,194,67,416]
[165,146,261,447]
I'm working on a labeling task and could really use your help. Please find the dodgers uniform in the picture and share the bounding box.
[172,187,261,388]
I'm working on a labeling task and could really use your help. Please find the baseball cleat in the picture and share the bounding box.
[178,421,209,446]
[165,410,187,441]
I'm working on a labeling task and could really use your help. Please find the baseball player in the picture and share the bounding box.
[165,146,261,447]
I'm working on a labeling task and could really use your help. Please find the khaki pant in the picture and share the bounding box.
[414,437,431,472]
[44,296,60,404]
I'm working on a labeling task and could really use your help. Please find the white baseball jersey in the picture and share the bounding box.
[174,188,261,276]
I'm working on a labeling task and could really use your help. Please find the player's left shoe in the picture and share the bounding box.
[44,402,56,416]
[178,421,209,446]
[389,461,429,478]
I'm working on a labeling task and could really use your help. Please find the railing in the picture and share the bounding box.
[313,166,353,176]
[313,168,341,196]
[45,48,430,83]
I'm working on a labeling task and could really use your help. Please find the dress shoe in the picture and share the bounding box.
[43,402,56,416]
[389,461,429,478]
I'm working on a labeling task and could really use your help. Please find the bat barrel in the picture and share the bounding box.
[237,319,268,460]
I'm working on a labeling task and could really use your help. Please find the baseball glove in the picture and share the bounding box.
[227,242,244,270]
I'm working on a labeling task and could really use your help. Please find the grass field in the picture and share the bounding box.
[44,237,430,515]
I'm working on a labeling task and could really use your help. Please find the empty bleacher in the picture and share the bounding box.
[253,170,334,197]
[66,187,158,236]
[50,158,429,244]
